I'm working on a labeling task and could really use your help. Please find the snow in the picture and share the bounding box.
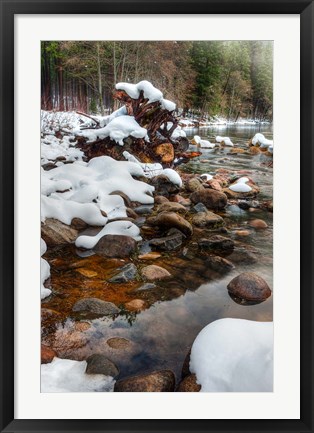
[41,239,51,300]
[41,357,115,392]
[171,125,186,139]
[41,134,84,166]
[41,156,155,228]
[193,135,215,148]
[75,220,142,249]
[161,98,176,112]
[229,176,252,193]
[76,115,148,146]
[190,318,273,392]
[162,168,183,187]
[116,80,163,103]
[216,136,234,147]
[200,173,213,181]
[252,133,273,149]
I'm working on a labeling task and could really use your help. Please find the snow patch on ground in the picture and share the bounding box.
[190,318,273,392]
[41,357,115,392]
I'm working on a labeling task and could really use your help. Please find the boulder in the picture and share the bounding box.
[114,370,175,392]
[108,263,138,283]
[94,234,137,258]
[85,354,119,377]
[72,298,120,316]
[227,272,271,302]
[147,212,193,237]
[190,189,227,210]
[141,265,171,281]
[41,219,78,247]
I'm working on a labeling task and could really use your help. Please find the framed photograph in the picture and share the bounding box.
[1,0,313,432]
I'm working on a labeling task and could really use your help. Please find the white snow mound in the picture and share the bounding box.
[190,318,273,392]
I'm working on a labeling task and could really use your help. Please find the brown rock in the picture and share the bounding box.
[41,219,78,247]
[157,202,186,214]
[198,235,234,252]
[76,268,98,278]
[151,175,180,196]
[71,218,88,230]
[85,354,119,377]
[207,179,222,191]
[154,195,169,204]
[227,272,271,302]
[147,212,193,237]
[186,178,204,193]
[138,252,162,260]
[141,265,171,281]
[72,298,120,316]
[181,349,191,378]
[114,370,175,392]
[125,299,146,311]
[206,256,234,273]
[235,230,251,237]
[192,211,224,228]
[41,345,56,364]
[177,374,201,392]
[249,219,268,229]
[94,234,137,258]
[190,189,227,210]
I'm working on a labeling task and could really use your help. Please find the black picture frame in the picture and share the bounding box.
[0,0,313,432]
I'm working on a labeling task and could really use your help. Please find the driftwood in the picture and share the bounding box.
[75,88,196,166]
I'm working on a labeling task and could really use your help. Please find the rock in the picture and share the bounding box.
[235,230,251,237]
[181,349,191,378]
[149,230,184,251]
[109,190,132,207]
[206,256,234,273]
[141,265,171,281]
[147,212,193,237]
[108,263,138,283]
[226,204,246,217]
[157,202,186,214]
[190,189,227,210]
[72,298,120,316]
[126,208,138,219]
[125,299,146,311]
[207,179,223,191]
[134,283,157,292]
[198,235,234,252]
[172,195,191,206]
[238,201,251,210]
[192,202,208,213]
[151,174,180,197]
[107,337,131,349]
[76,268,98,278]
[94,234,137,258]
[138,252,161,260]
[227,272,271,302]
[177,374,201,392]
[114,370,175,392]
[154,195,169,204]
[227,247,258,264]
[186,178,204,192]
[41,218,78,247]
[70,218,88,230]
[249,219,268,229]
[192,211,224,228]
[85,354,119,377]
[41,345,56,364]
[154,142,174,164]
[73,322,91,332]
[133,205,154,215]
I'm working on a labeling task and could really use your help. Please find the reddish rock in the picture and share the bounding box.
[190,189,227,210]
[141,265,171,281]
[147,212,193,237]
[249,219,268,229]
[94,234,137,258]
[114,370,175,392]
[41,345,56,364]
[227,272,271,302]
[125,299,146,311]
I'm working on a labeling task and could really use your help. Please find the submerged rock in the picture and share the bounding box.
[141,265,171,281]
[72,298,120,316]
[114,370,175,392]
[190,189,227,210]
[134,283,157,292]
[108,263,138,283]
[249,219,268,229]
[125,299,146,311]
[206,256,234,273]
[149,229,185,251]
[198,235,234,252]
[227,272,271,303]
[106,337,131,350]
[94,234,137,258]
[85,354,119,377]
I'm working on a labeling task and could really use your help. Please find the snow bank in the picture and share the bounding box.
[75,220,142,249]
[76,115,148,146]
[190,318,273,392]
[41,156,155,228]
[252,133,273,149]
[216,136,234,147]
[229,176,252,193]
[41,239,51,300]
[41,357,115,392]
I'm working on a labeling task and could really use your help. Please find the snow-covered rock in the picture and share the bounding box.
[190,318,273,392]
[216,136,234,147]
[229,177,252,193]
[252,133,273,149]
[41,357,115,392]
[41,238,51,300]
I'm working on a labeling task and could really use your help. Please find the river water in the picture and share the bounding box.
[42,125,273,384]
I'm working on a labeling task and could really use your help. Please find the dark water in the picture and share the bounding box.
[42,125,273,384]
